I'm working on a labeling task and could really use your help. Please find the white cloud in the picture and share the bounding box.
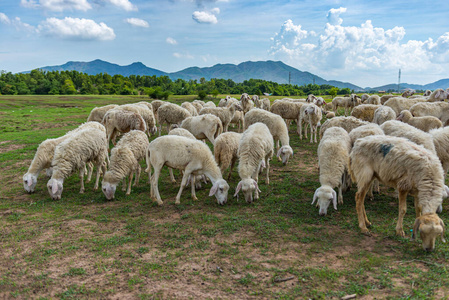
[0,13,11,25]
[20,0,39,8]
[326,7,346,25]
[211,7,220,14]
[166,37,177,45]
[192,11,217,24]
[105,0,137,11]
[125,18,148,28]
[173,52,194,59]
[38,17,115,40]
[38,0,92,11]
[0,13,36,32]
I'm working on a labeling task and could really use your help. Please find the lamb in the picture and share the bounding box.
[157,103,192,135]
[244,108,294,164]
[409,102,449,125]
[331,94,361,116]
[312,127,351,216]
[47,127,108,200]
[23,121,106,193]
[234,123,274,203]
[299,103,323,143]
[350,104,382,122]
[180,114,223,144]
[87,104,119,122]
[320,116,370,138]
[396,110,443,132]
[214,132,242,180]
[181,102,199,116]
[145,135,230,205]
[102,130,149,200]
[373,106,396,125]
[349,135,446,251]
[240,93,254,114]
[199,102,241,132]
[102,109,147,145]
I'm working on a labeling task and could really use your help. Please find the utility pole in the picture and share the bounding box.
[398,69,401,93]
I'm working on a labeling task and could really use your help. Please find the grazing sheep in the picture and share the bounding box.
[365,95,381,105]
[409,101,449,125]
[166,128,197,184]
[181,102,199,116]
[150,100,166,123]
[373,106,396,125]
[145,135,229,205]
[254,97,271,111]
[102,130,149,200]
[87,104,119,123]
[430,126,449,180]
[380,120,436,154]
[350,104,381,122]
[331,94,361,116]
[230,110,245,133]
[47,127,108,200]
[396,110,443,132]
[191,100,204,113]
[234,123,274,203]
[23,122,106,193]
[157,103,192,135]
[204,101,216,108]
[240,93,254,114]
[270,100,304,131]
[244,109,294,164]
[350,135,446,251]
[214,132,242,180]
[312,127,351,216]
[180,114,223,144]
[199,102,241,132]
[380,94,395,105]
[125,103,157,135]
[384,97,428,116]
[320,116,370,138]
[102,109,147,145]
[299,103,323,143]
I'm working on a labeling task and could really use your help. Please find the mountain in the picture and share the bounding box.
[368,79,449,92]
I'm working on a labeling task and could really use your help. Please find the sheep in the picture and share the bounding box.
[313,97,326,107]
[127,103,158,135]
[181,102,199,116]
[270,100,304,131]
[419,88,448,102]
[240,93,254,114]
[87,104,118,122]
[325,111,335,119]
[331,94,361,116]
[47,127,108,200]
[203,101,216,108]
[424,90,432,96]
[396,110,443,132]
[234,123,274,203]
[373,106,396,125]
[299,103,323,143]
[384,97,429,116]
[230,110,245,133]
[157,103,192,135]
[365,95,381,105]
[312,127,351,216]
[429,126,449,180]
[380,94,395,105]
[244,109,294,164]
[214,132,242,180]
[23,122,106,193]
[102,109,147,145]
[191,101,204,113]
[409,101,449,125]
[254,97,271,111]
[102,130,149,200]
[380,120,436,154]
[180,114,223,144]
[150,99,166,121]
[349,135,446,251]
[401,90,415,98]
[145,135,230,205]
[361,94,370,103]
[350,104,381,122]
[320,116,370,138]
[199,102,241,132]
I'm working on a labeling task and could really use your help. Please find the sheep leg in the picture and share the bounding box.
[150,165,164,205]
[122,178,127,192]
[86,162,94,183]
[126,172,134,195]
[168,168,176,183]
[227,157,237,181]
[396,190,408,237]
[355,183,372,235]
[414,196,422,218]
[265,158,270,185]
[309,122,314,143]
[78,167,85,194]
[297,117,302,138]
[338,185,343,205]
[93,162,102,191]
[158,124,162,137]
[367,181,374,200]
[175,169,192,204]
[133,165,141,187]
[190,176,198,201]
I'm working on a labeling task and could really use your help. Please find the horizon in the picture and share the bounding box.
[1,0,449,87]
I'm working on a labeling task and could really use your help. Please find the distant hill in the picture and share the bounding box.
[368,79,449,92]
[31,59,363,90]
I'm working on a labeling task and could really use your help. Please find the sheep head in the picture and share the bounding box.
[411,214,446,252]
[234,178,260,203]
[47,178,63,200]
[209,179,229,205]
[23,173,38,193]
[312,186,337,216]
[102,181,117,200]
[277,145,293,165]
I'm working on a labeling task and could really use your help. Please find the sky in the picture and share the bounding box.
[1,0,449,88]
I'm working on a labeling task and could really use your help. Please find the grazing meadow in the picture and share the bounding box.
[1,95,448,299]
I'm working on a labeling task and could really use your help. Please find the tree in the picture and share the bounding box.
[329,87,339,98]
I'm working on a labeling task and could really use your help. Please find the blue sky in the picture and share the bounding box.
[1,0,449,87]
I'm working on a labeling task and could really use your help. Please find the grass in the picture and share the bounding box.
[0,94,448,299]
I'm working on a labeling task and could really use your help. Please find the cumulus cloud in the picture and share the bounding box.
[38,0,92,11]
[38,17,115,40]
[166,37,177,45]
[125,18,148,28]
[105,0,137,11]
[192,10,217,24]
[269,8,449,86]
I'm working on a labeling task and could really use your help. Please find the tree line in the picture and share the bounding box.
[0,69,353,98]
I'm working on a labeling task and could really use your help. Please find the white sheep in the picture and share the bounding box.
[150,100,166,123]
[47,127,108,200]
[270,100,304,131]
[230,110,245,133]
[191,100,205,113]
[254,97,271,111]
[373,106,396,125]
[102,130,149,199]
[23,121,105,193]
[87,104,119,122]
[234,123,274,203]
[350,135,446,251]
[415,88,449,102]
[401,90,415,98]
[383,97,427,116]
[312,127,351,216]
[181,102,199,116]
[360,94,370,103]
[244,108,294,164]
[214,132,242,180]
[365,95,381,105]
[299,103,322,143]
[350,104,381,122]
[166,128,197,184]
[409,101,449,126]
[199,102,241,132]
[180,114,223,144]
[320,116,370,138]
[396,110,443,132]
[120,103,157,136]
[145,135,229,205]
[240,93,254,114]
[203,101,216,108]
[102,109,147,145]
[157,103,192,135]
[331,94,361,116]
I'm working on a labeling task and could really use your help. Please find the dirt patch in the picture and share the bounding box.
[0,142,26,154]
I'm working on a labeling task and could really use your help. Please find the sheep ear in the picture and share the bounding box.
[440,219,446,243]
[312,189,319,205]
[52,181,58,195]
[253,179,261,193]
[209,181,218,196]
[412,218,420,240]
[234,181,242,197]
[332,189,337,210]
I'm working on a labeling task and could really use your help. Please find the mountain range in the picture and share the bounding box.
[32,59,449,92]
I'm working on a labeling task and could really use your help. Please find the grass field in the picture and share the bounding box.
[1,94,448,299]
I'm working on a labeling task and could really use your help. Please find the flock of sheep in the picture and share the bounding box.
[22,89,449,252]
